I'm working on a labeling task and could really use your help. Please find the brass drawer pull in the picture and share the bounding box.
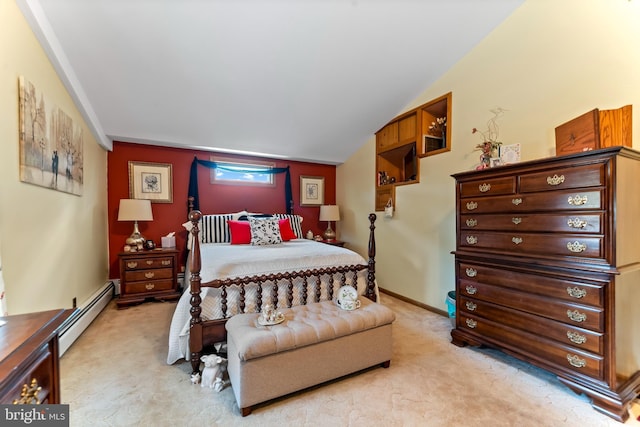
[146,260,154,265]
[566,241,587,253]
[466,235,478,245]
[567,309,587,323]
[127,261,138,269]
[567,354,586,368]
[512,237,523,245]
[161,260,171,266]
[478,183,491,193]
[145,272,155,279]
[547,174,565,186]
[145,283,155,290]
[568,195,588,206]
[466,218,477,227]
[512,217,522,225]
[465,268,477,277]
[567,331,587,345]
[465,318,477,329]
[13,378,42,404]
[511,198,522,206]
[465,301,477,311]
[566,286,587,299]
[465,285,477,295]
[466,201,478,211]
[567,218,587,229]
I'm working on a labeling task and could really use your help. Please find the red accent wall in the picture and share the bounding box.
[107,141,336,279]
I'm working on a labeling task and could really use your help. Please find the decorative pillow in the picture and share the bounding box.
[227,220,252,244]
[200,214,234,243]
[278,218,297,241]
[272,214,304,239]
[249,218,283,246]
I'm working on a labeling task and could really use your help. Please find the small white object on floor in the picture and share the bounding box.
[200,354,228,391]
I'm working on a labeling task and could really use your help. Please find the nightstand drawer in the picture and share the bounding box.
[123,256,174,270]
[124,268,174,282]
[124,279,174,294]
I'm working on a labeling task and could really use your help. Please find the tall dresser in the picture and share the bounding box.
[451,147,640,422]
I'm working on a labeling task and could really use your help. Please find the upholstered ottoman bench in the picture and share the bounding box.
[225,297,395,416]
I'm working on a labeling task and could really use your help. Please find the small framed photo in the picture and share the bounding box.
[300,176,324,206]
[128,161,173,203]
[490,157,502,168]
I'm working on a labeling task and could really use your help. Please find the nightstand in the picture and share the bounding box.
[320,240,345,247]
[117,248,181,309]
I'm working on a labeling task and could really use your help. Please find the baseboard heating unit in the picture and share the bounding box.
[59,281,115,356]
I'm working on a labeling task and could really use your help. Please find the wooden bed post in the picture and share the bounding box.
[188,209,204,377]
[366,213,377,302]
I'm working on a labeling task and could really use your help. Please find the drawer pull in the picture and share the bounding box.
[465,301,477,311]
[161,260,171,266]
[466,235,478,245]
[568,195,588,206]
[146,260,154,265]
[466,218,477,227]
[511,198,523,206]
[127,261,138,269]
[547,174,565,186]
[567,218,587,229]
[567,331,587,345]
[567,354,587,368]
[13,378,42,404]
[566,286,587,299]
[465,285,477,295]
[478,183,491,193]
[465,268,477,277]
[511,217,522,225]
[466,201,478,211]
[145,272,155,279]
[145,283,155,290]
[567,309,587,323]
[512,237,523,245]
[465,318,477,329]
[566,241,587,253]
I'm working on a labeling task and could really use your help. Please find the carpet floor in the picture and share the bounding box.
[60,294,640,426]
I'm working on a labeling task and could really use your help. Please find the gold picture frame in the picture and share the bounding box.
[128,161,173,203]
[300,176,324,206]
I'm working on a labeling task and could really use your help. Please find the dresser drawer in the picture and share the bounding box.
[459,176,516,198]
[458,263,605,307]
[458,313,604,380]
[519,163,605,193]
[459,296,604,354]
[460,189,603,214]
[458,280,604,332]
[123,256,174,271]
[460,213,604,234]
[124,279,175,294]
[124,268,174,282]
[0,345,53,404]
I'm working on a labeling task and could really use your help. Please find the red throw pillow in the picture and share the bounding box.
[278,218,297,241]
[227,220,251,244]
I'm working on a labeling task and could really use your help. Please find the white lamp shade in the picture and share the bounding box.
[118,199,153,221]
[319,205,340,222]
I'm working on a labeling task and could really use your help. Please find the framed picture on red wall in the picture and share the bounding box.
[128,161,173,203]
[300,175,324,206]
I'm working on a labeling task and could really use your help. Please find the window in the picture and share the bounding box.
[209,156,275,186]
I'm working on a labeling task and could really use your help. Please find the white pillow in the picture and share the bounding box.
[249,217,283,246]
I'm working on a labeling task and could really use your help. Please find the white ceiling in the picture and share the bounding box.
[19,0,524,164]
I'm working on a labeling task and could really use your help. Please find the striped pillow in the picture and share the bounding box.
[200,214,234,243]
[272,214,304,239]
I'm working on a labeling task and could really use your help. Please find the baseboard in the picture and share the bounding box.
[379,287,447,317]
[59,281,115,356]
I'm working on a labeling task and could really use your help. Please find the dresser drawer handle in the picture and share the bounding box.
[566,241,587,253]
[466,218,477,227]
[568,195,588,206]
[478,183,491,193]
[465,285,477,295]
[547,174,565,186]
[146,260,154,265]
[567,331,587,345]
[145,283,155,290]
[566,286,587,299]
[161,260,171,266]
[567,354,586,368]
[13,378,42,404]
[512,217,522,225]
[567,309,587,323]
[512,237,523,245]
[465,268,477,277]
[511,198,522,206]
[145,272,155,279]
[465,318,477,329]
[567,218,587,229]
[465,301,477,311]
[127,261,138,269]
[466,235,478,245]
[466,201,478,211]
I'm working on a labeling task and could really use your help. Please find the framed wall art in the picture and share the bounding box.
[128,161,173,203]
[300,176,324,206]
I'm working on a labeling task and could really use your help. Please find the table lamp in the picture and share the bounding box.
[319,205,340,241]
[118,199,153,248]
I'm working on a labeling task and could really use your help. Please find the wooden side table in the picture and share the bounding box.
[320,240,345,247]
[118,248,181,309]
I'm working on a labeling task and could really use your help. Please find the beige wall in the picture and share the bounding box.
[338,0,640,310]
[0,0,108,314]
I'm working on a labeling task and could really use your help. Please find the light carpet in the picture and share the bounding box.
[60,294,640,426]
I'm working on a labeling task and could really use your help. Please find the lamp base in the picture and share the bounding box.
[126,221,146,249]
[323,223,336,241]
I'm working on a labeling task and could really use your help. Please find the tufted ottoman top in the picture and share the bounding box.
[225,298,395,362]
